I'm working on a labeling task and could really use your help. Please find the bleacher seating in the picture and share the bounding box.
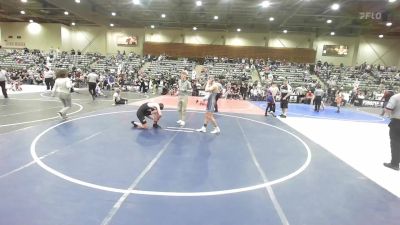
[203,62,252,82]
[145,59,196,78]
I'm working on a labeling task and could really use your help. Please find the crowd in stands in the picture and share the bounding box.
[1,48,398,109]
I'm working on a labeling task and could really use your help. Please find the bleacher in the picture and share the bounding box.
[52,53,99,70]
[145,59,196,78]
[91,55,142,73]
[203,62,252,82]
[271,65,316,87]
[0,50,42,69]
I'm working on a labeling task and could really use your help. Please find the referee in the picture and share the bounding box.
[87,69,99,101]
[384,92,400,171]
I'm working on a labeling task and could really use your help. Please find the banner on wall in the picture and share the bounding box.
[116,35,138,47]
[322,45,349,57]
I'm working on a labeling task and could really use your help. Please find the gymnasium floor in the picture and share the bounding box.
[0,86,399,225]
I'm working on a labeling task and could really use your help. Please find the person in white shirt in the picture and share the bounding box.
[87,69,99,100]
[0,67,10,98]
[176,70,192,127]
[113,88,127,105]
[384,93,400,171]
[52,69,73,119]
[43,67,55,91]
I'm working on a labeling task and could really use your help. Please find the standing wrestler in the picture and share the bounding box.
[131,102,164,129]
[52,69,72,119]
[214,79,223,112]
[196,76,221,134]
[265,82,279,116]
[176,70,192,127]
[279,80,292,118]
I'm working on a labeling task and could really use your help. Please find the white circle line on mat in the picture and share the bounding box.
[30,110,312,197]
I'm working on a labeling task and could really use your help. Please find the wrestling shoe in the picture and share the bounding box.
[131,121,138,128]
[180,121,185,127]
[153,124,162,129]
[57,112,63,119]
[176,120,183,124]
[196,127,206,133]
[279,114,287,118]
[210,127,220,134]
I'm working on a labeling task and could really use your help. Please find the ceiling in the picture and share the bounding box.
[1,0,400,37]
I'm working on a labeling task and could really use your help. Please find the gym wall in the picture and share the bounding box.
[1,22,399,66]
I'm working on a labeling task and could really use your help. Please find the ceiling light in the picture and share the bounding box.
[133,0,140,5]
[71,22,76,26]
[269,17,274,21]
[237,28,241,32]
[331,3,340,10]
[161,14,166,18]
[196,1,202,6]
[150,25,155,29]
[214,15,219,20]
[111,12,116,16]
[326,19,332,24]
[379,34,384,38]
[110,23,114,27]
[75,0,80,3]
[386,22,392,27]
[20,10,26,15]
[388,0,396,2]
[64,11,69,15]
[261,1,270,8]
[29,19,34,23]
[193,26,198,31]
[330,31,335,36]
[283,29,288,33]
[21,0,28,3]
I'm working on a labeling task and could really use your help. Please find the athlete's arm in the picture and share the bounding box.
[148,102,162,117]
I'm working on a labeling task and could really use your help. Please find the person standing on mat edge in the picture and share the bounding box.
[176,70,192,127]
[196,76,221,134]
[0,66,10,99]
[279,80,292,118]
[52,69,72,120]
[131,102,164,129]
[43,67,55,91]
[314,84,324,112]
[265,82,279,117]
[87,69,99,101]
[384,92,400,171]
